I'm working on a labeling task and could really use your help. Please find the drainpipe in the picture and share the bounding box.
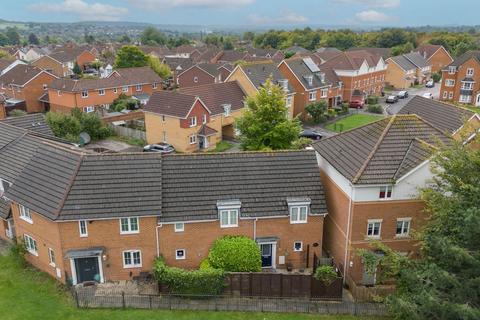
[343,183,355,284]
[156,224,163,257]
[253,218,258,241]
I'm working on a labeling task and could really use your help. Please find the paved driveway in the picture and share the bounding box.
[383,84,441,115]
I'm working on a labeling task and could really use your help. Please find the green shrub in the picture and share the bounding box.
[153,257,225,295]
[46,112,81,138]
[327,108,337,119]
[291,137,312,150]
[305,101,328,123]
[111,93,138,112]
[367,104,384,114]
[313,265,338,285]
[208,236,262,272]
[432,72,441,83]
[8,109,27,117]
[199,259,215,270]
[367,95,379,105]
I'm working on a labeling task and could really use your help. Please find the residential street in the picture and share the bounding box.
[383,84,441,115]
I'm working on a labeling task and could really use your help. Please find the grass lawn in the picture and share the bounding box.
[209,140,234,153]
[0,253,381,320]
[326,114,385,133]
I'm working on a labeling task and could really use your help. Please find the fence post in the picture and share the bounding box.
[149,295,152,309]
[74,289,79,308]
[122,291,125,309]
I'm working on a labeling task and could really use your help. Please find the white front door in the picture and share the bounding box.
[476,93,480,106]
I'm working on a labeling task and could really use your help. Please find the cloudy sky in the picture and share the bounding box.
[2,0,478,27]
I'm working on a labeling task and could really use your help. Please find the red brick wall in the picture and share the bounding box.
[179,100,210,128]
[428,48,453,73]
[440,57,480,103]
[178,66,215,88]
[76,51,96,69]
[340,70,386,102]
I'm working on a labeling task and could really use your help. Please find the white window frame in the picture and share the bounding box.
[459,95,472,103]
[320,88,328,98]
[19,204,32,224]
[122,86,129,93]
[136,84,142,92]
[309,91,317,101]
[448,66,456,74]
[57,90,62,96]
[223,105,231,117]
[24,234,38,256]
[48,248,56,267]
[83,106,94,113]
[290,206,308,224]
[193,76,199,83]
[445,79,455,87]
[467,68,474,77]
[153,82,158,89]
[123,250,142,268]
[98,89,105,96]
[81,90,88,98]
[366,219,382,239]
[189,134,197,145]
[449,92,454,99]
[461,81,474,90]
[285,96,293,108]
[120,217,140,234]
[79,220,88,237]
[443,91,448,99]
[396,218,412,238]
[190,116,197,127]
[113,87,117,93]
[219,209,239,228]
[379,185,393,200]
[293,241,303,252]
[174,223,184,232]
[175,249,186,260]
[202,114,207,124]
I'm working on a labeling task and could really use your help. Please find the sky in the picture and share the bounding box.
[1,0,479,27]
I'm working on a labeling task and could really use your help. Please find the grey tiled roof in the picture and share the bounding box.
[0,64,48,87]
[1,114,54,136]
[0,198,11,219]
[446,50,480,68]
[240,62,294,93]
[160,151,327,223]
[283,58,329,90]
[313,115,452,185]
[398,96,474,134]
[143,90,198,118]
[389,55,416,71]
[403,52,429,68]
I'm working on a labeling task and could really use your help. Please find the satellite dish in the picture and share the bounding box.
[79,132,91,146]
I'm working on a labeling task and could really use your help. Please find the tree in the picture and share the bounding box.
[147,55,171,79]
[90,60,102,71]
[223,39,234,50]
[72,62,82,76]
[305,101,328,123]
[28,33,39,45]
[140,27,166,45]
[118,34,131,44]
[0,33,8,46]
[114,45,148,68]
[236,79,302,151]
[388,140,480,320]
[0,49,13,60]
[207,236,262,272]
[243,31,255,42]
[84,33,95,44]
[5,27,20,45]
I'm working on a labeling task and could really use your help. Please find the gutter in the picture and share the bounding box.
[156,224,163,257]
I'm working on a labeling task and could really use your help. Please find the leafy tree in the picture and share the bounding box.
[223,38,234,50]
[147,55,172,79]
[28,33,39,45]
[5,27,20,45]
[388,140,480,320]
[84,33,95,44]
[243,31,255,42]
[207,236,262,272]
[72,62,82,76]
[167,37,191,48]
[0,49,13,60]
[118,34,131,44]
[0,33,8,46]
[111,94,138,112]
[306,101,328,123]
[391,42,414,56]
[115,45,148,68]
[90,60,102,70]
[236,79,302,151]
[140,27,166,45]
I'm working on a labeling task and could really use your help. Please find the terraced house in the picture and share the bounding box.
[0,120,327,284]
[278,57,344,118]
[312,115,452,287]
[386,52,431,89]
[47,67,162,113]
[32,47,96,77]
[440,50,480,106]
[144,81,245,153]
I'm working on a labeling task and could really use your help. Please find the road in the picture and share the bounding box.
[382,84,440,115]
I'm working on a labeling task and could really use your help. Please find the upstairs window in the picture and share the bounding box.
[445,79,455,87]
[153,82,158,89]
[309,91,317,101]
[461,81,474,90]
[24,234,38,256]
[202,114,207,124]
[190,116,197,127]
[113,87,117,93]
[367,220,382,238]
[320,88,328,98]
[122,86,129,93]
[174,223,184,232]
[81,90,88,98]
[136,84,142,91]
[290,206,308,224]
[379,186,393,199]
[219,209,238,228]
[448,66,456,74]
[467,68,474,77]
[223,104,231,117]
[396,218,411,237]
[120,217,139,234]
[79,220,88,237]
[19,204,32,223]
[98,89,105,96]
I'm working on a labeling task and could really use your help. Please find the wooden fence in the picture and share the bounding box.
[109,124,146,141]
[346,275,395,302]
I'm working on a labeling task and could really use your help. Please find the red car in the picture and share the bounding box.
[349,97,365,108]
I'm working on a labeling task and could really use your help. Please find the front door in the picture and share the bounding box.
[476,94,480,106]
[75,257,100,283]
[260,243,274,268]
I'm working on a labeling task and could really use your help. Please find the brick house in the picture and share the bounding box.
[386,52,432,89]
[278,57,344,118]
[0,127,327,285]
[32,47,96,77]
[0,64,58,113]
[47,66,162,114]
[176,63,232,88]
[226,62,296,118]
[144,81,245,153]
[414,44,453,73]
[320,50,387,102]
[440,51,480,106]
[312,115,452,286]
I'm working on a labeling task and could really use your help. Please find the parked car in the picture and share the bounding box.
[422,92,434,99]
[397,91,408,99]
[386,95,399,103]
[143,143,175,154]
[425,80,434,88]
[300,130,323,141]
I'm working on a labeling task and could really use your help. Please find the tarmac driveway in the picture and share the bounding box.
[383,84,441,115]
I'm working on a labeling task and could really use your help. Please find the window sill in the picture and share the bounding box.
[120,231,139,235]
[220,225,238,228]
[123,265,142,269]
[290,221,307,224]
[20,216,33,224]
[28,250,38,257]
[175,257,186,260]
[49,262,56,268]
[80,234,88,238]
[394,235,410,240]
[365,236,381,240]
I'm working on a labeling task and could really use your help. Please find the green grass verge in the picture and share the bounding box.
[0,252,380,320]
[209,140,234,153]
[326,114,385,133]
